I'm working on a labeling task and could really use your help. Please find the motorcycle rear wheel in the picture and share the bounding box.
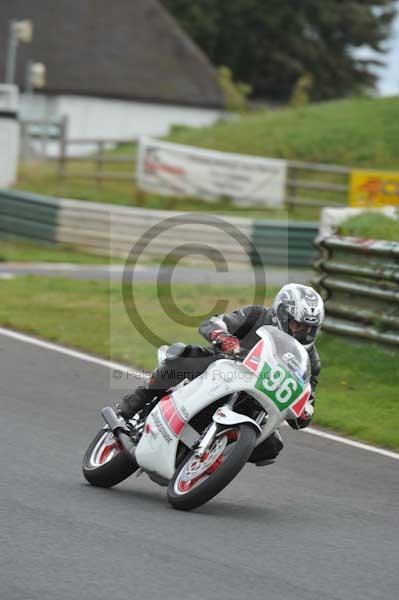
[82,429,138,488]
[167,423,256,511]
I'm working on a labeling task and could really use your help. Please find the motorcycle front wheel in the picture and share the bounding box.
[167,423,257,511]
[82,429,139,488]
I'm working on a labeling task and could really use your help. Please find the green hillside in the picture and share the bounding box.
[168,96,399,169]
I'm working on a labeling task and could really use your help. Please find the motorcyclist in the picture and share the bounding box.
[118,283,324,465]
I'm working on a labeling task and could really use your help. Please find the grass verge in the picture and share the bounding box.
[0,275,397,450]
[338,213,399,242]
[315,335,398,450]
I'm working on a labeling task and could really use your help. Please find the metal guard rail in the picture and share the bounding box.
[0,189,318,268]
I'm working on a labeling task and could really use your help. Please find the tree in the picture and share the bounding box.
[218,66,251,111]
[161,0,396,101]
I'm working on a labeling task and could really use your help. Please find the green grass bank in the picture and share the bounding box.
[168,96,399,169]
[14,97,399,222]
[338,213,399,241]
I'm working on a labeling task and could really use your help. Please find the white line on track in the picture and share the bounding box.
[1,326,398,461]
[304,427,398,460]
[0,326,141,376]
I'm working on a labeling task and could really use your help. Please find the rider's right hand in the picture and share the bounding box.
[210,330,241,353]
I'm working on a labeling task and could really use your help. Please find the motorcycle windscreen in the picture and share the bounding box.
[243,326,312,416]
[256,326,310,383]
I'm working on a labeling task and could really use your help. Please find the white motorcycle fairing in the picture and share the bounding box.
[135,326,312,481]
[134,358,261,481]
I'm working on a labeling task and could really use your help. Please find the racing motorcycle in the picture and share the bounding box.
[82,326,312,511]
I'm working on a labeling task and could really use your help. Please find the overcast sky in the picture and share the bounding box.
[366,2,399,95]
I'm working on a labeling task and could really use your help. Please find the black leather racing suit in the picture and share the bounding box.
[120,305,321,463]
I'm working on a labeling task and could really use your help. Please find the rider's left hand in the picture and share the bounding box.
[287,398,314,430]
[300,400,314,420]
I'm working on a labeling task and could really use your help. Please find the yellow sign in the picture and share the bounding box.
[350,170,399,207]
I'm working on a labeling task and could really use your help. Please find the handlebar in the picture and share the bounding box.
[212,343,247,361]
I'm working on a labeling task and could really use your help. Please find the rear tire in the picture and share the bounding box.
[82,429,138,488]
[167,424,257,511]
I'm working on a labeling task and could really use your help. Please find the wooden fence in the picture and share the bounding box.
[19,118,350,209]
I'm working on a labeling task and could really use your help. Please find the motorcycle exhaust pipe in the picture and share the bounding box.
[101,406,124,431]
[101,407,137,462]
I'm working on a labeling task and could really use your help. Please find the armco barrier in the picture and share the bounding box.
[0,189,318,268]
[314,235,399,347]
[251,221,317,267]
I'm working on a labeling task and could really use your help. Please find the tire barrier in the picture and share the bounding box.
[314,235,399,347]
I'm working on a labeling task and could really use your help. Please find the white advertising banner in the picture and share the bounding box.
[137,137,287,207]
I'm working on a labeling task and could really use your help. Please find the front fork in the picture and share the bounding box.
[194,422,219,459]
[194,393,265,459]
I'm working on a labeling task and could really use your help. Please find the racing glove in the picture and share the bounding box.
[286,397,314,430]
[210,329,240,353]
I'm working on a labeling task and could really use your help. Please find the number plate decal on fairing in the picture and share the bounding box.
[255,361,303,411]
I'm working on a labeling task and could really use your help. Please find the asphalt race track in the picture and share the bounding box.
[1,332,398,600]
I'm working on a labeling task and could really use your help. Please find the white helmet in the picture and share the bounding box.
[272,283,324,347]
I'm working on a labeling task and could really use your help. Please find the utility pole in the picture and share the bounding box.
[5,20,33,84]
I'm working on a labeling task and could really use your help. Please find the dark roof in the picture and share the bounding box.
[0,0,224,108]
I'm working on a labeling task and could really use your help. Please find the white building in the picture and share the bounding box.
[0,0,224,145]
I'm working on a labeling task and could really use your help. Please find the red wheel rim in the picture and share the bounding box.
[90,431,122,467]
[174,428,240,495]
[98,441,121,465]
[177,454,224,493]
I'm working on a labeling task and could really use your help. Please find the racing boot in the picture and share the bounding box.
[248,430,284,466]
[117,359,177,421]
[118,384,156,420]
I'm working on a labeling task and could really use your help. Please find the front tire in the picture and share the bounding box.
[82,429,139,488]
[167,424,257,511]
